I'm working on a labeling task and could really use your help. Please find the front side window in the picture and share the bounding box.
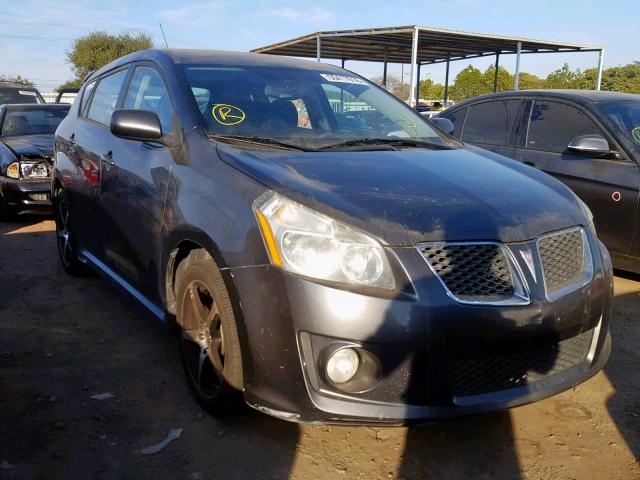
[1,106,69,137]
[527,100,602,153]
[180,65,454,150]
[462,100,520,146]
[86,69,128,126]
[123,66,175,134]
[443,107,467,139]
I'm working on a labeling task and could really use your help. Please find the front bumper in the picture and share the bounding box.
[230,230,613,424]
[0,177,52,214]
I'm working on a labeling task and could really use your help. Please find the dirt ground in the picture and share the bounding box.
[0,216,638,480]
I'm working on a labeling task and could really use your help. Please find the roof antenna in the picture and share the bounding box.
[159,23,169,48]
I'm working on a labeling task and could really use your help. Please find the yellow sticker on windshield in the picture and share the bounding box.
[212,104,246,126]
[632,127,640,144]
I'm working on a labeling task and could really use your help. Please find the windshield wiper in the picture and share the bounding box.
[209,135,313,152]
[318,138,452,151]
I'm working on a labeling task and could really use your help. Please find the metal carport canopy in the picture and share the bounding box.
[251,25,605,106]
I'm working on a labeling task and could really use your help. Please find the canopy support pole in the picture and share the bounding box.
[383,47,388,87]
[493,52,500,92]
[408,26,419,107]
[514,41,522,90]
[444,58,450,104]
[595,49,605,90]
[316,35,321,62]
[416,62,421,107]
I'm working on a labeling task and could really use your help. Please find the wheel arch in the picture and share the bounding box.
[162,227,232,315]
[163,227,252,389]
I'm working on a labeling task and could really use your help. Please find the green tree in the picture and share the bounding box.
[481,65,513,92]
[448,65,485,101]
[59,30,154,91]
[518,72,546,90]
[56,78,84,92]
[599,62,640,93]
[0,74,34,86]
[418,78,444,100]
[545,63,581,88]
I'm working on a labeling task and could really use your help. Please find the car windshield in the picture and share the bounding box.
[597,100,640,146]
[1,106,69,137]
[0,88,42,104]
[181,64,454,150]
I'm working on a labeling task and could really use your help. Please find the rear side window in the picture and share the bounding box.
[87,69,128,126]
[462,101,512,145]
[527,100,602,153]
[443,107,467,138]
[80,81,96,116]
[123,66,175,134]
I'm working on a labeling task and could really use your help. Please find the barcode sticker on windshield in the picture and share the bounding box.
[19,90,36,96]
[320,74,367,85]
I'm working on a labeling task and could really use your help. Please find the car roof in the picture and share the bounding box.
[88,48,347,82]
[1,103,69,109]
[0,85,39,90]
[452,89,640,106]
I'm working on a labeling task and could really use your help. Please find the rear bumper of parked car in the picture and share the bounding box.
[228,232,613,425]
[0,177,52,214]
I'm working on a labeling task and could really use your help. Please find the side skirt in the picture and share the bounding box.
[80,249,167,321]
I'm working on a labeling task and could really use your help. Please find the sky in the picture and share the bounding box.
[0,0,637,92]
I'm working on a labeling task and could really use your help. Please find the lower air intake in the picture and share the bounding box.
[449,328,594,397]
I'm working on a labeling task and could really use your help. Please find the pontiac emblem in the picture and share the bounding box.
[520,249,537,282]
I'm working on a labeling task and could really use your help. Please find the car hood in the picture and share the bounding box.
[0,134,54,158]
[217,143,587,246]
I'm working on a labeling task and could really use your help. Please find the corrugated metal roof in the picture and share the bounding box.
[252,25,602,64]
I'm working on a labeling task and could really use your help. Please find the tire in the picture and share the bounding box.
[175,249,244,415]
[53,187,88,276]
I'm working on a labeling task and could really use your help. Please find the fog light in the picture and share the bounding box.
[326,348,359,384]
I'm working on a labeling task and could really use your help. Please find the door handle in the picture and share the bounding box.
[102,151,115,167]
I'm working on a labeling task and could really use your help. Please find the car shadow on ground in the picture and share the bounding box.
[0,215,638,479]
[604,275,640,462]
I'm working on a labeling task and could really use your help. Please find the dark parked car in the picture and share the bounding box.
[439,90,640,273]
[0,85,45,104]
[53,50,612,424]
[0,103,69,217]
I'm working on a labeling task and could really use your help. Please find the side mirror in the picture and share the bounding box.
[430,117,455,135]
[110,109,163,143]
[567,134,611,157]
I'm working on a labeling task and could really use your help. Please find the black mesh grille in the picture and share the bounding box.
[539,229,585,294]
[449,329,593,397]
[421,244,515,300]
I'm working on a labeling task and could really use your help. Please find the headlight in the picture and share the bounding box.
[5,160,50,179]
[253,191,395,290]
[6,162,19,179]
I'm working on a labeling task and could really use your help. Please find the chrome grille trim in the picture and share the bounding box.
[417,241,530,306]
[537,227,593,301]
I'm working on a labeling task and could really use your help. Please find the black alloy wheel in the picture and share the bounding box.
[54,188,87,275]
[180,279,227,400]
[176,249,243,414]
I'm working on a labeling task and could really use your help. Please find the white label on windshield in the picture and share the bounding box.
[19,90,36,96]
[320,74,367,85]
